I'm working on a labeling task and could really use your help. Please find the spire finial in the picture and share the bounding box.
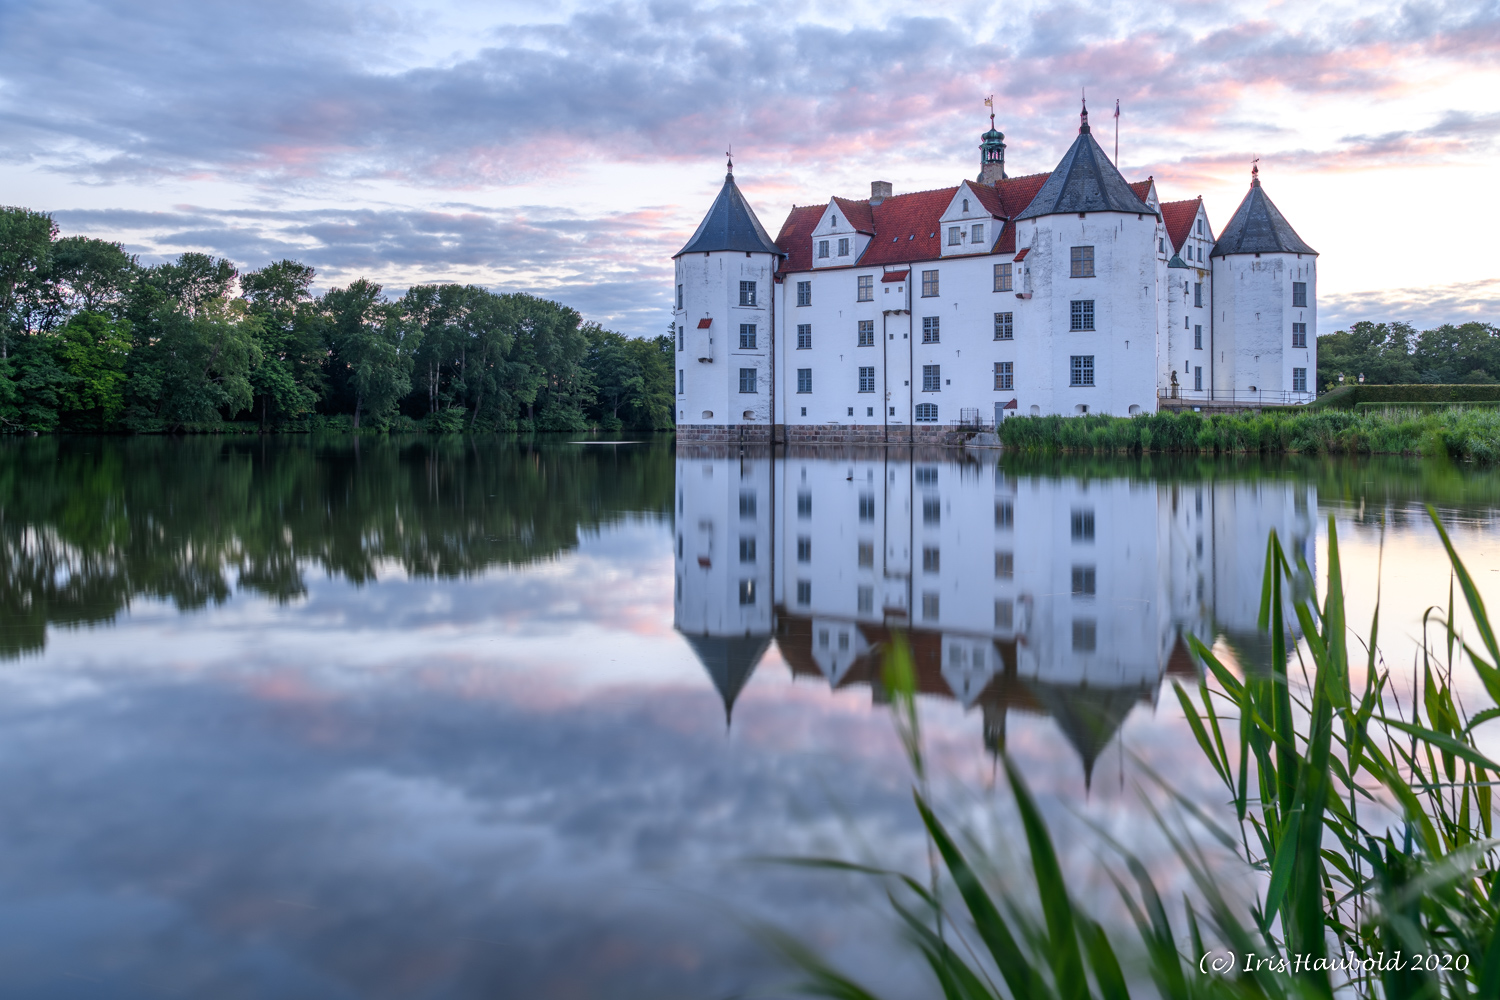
[1251,157,1260,187]
[726,145,733,179]
[1079,90,1090,134]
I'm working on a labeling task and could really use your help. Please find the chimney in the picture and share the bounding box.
[870,180,892,206]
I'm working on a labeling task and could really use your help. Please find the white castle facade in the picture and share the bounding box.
[672,105,1319,442]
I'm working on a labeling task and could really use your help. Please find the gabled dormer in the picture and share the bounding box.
[811,197,874,268]
[1161,196,1213,267]
[938,181,1001,258]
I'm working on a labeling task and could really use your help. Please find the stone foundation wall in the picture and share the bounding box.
[674,423,773,443]
[673,422,1000,448]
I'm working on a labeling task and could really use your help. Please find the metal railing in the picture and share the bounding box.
[1157,388,1316,406]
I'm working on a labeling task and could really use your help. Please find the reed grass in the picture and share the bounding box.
[771,507,1500,998]
[998,409,1500,463]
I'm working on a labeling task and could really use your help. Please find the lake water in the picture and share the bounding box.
[3,436,1499,999]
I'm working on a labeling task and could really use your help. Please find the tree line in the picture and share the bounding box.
[1317,320,1500,389]
[0,206,676,433]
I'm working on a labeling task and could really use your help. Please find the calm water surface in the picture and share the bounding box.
[3,436,1499,999]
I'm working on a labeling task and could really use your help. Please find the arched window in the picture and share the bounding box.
[962,199,970,212]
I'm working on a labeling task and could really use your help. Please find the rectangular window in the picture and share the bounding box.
[922,316,940,343]
[1071,565,1096,596]
[995,551,1014,579]
[1194,366,1203,391]
[1292,281,1308,308]
[797,536,811,562]
[796,323,811,350]
[1159,237,1165,253]
[838,237,850,257]
[1071,508,1095,541]
[796,368,812,393]
[857,541,873,567]
[796,580,811,606]
[1190,324,1201,350]
[1070,245,1095,277]
[676,322,683,352]
[994,599,1014,629]
[1293,367,1307,392]
[739,324,756,349]
[1197,219,1204,235]
[678,369,684,394]
[922,497,940,526]
[739,491,757,518]
[858,586,874,615]
[1193,282,1202,308]
[994,262,1012,292]
[1292,322,1307,348]
[817,240,829,259]
[739,280,756,306]
[857,275,873,301]
[676,283,683,310]
[858,494,875,521]
[797,492,812,518]
[922,546,940,573]
[921,270,939,297]
[1072,619,1097,652]
[994,312,1013,340]
[921,592,939,621]
[994,361,1013,391]
[739,579,756,605]
[915,402,938,422]
[797,280,811,307]
[922,365,941,392]
[971,224,984,243]
[858,366,875,393]
[857,320,874,346]
[1070,300,1095,331]
[995,500,1013,529]
[739,536,756,564]
[1069,355,1095,386]
[738,367,757,393]
[948,226,962,246]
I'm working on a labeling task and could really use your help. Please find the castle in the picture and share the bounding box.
[672,103,1319,442]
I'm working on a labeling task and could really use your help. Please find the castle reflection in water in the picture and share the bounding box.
[674,446,1316,780]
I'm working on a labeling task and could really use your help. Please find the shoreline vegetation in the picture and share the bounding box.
[999,406,1500,462]
[779,509,1500,997]
[0,206,677,436]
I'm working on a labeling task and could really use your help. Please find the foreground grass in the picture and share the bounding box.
[774,509,1500,998]
[999,409,1500,462]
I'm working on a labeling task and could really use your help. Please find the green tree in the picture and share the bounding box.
[0,206,57,356]
[241,260,325,428]
[1412,322,1500,384]
[51,311,132,430]
[322,279,419,429]
[49,237,138,316]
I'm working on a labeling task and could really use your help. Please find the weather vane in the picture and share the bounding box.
[984,94,994,129]
[726,144,733,175]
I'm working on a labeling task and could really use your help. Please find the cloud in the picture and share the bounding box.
[1320,278,1500,333]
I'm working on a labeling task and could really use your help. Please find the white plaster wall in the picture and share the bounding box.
[1211,253,1317,400]
[675,250,777,425]
[776,265,901,425]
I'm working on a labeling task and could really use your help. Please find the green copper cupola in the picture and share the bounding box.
[978,106,1007,184]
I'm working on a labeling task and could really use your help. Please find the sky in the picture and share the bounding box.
[1,0,1497,339]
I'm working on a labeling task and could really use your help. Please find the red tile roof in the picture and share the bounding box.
[774,171,1161,275]
[881,270,908,282]
[1012,248,1030,262]
[1161,198,1201,252]
[696,317,712,329]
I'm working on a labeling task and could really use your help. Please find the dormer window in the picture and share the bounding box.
[817,240,830,259]
[838,237,850,257]
[948,226,962,246]
[832,215,839,227]
[962,198,970,212]
[1196,219,1204,235]
[971,224,984,244]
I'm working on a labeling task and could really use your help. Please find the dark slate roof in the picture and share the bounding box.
[1210,179,1317,258]
[1014,127,1151,221]
[683,632,772,724]
[1168,253,1191,269]
[675,173,785,258]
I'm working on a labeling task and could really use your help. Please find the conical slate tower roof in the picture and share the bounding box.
[1027,680,1147,788]
[1211,170,1316,258]
[683,633,772,724]
[674,169,784,258]
[1015,104,1151,221]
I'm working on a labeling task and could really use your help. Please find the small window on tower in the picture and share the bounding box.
[1193,282,1203,308]
[1292,323,1307,348]
[739,281,756,306]
[1070,300,1095,331]
[676,283,683,310]
[1070,246,1095,278]
[1292,282,1308,308]
[739,324,757,349]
